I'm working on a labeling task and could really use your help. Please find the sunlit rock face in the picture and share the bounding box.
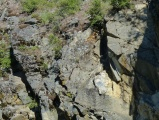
[1,0,159,120]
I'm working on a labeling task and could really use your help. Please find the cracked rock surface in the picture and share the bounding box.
[1,0,159,120]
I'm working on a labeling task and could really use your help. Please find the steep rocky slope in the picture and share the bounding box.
[0,0,159,120]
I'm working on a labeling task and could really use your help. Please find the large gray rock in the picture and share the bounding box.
[57,28,132,119]
[13,25,39,42]
[4,0,159,120]
[107,20,141,41]
[75,86,131,120]
[18,91,32,104]
[104,3,159,119]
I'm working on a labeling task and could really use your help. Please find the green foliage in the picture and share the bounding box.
[27,100,38,109]
[66,92,72,98]
[101,0,112,13]
[22,0,80,15]
[88,0,129,27]
[0,58,11,69]
[111,0,130,9]
[58,0,81,16]
[31,13,39,19]
[49,34,62,59]
[30,46,39,51]
[42,62,48,70]
[39,11,54,25]
[21,0,55,13]
[21,0,39,13]
[0,33,11,77]
[88,0,104,27]
[0,43,11,77]
[129,3,135,10]
[0,43,11,70]
[18,45,26,51]
[18,45,39,51]
[22,0,82,33]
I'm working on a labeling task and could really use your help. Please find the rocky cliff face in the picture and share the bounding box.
[0,0,159,120]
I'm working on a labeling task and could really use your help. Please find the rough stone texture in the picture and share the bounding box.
[106,2,159,120]
[56,28,132,120]
[0,75,35,120]
[94,71,111,94]
[0,1,57,119]
[6,3,147,120]
[1,0,159,120]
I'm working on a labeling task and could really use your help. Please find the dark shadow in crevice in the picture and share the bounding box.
[53,95,61,108]
[10,47,42,120]
[73,105,85,118]
[71,115,77,120]
[55,75,68,90]
[99,21,114,80]
[53,95,70,120]
[56,108,70,120]
[10,47,35,97]
[130,1,159,119]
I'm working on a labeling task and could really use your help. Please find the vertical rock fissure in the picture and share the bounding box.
[10,48,42,120]
[99,19,114,81]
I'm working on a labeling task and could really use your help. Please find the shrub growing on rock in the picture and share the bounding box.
[111,0,130,9]
[0,43,11,77]
[58,0,81,16]
[39,11,54,25]
[27,99,38,109]
[49,34,62,59]
[21,0,39,13]
[21,0,55,13]
[88,0,104,27]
